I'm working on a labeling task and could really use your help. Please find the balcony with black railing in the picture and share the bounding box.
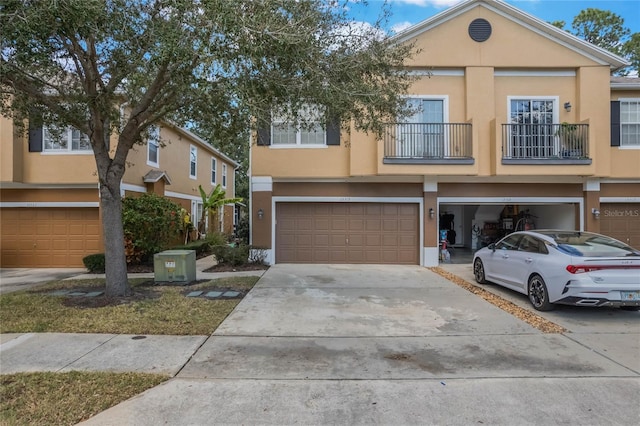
[501,123,591,164]
[383,123,473,164]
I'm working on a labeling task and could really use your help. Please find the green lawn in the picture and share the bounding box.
[0,275,260,425]
[0,276,259,335]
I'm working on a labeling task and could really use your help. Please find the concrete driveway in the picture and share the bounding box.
[84,264,639,425]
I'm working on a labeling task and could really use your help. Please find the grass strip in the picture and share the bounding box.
[0,371,166,426]
[0,276,259,335]
[431,267,566,334]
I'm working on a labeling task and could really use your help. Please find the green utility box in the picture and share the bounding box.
[153,250,196,284]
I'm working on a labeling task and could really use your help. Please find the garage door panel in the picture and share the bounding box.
[600,203,640,249]
[314,250,330,262]
[1,208,100,267]
[332,219,347,230]
[315,218,330,230]
[383,220,397,231]
[349,219,364,231]
[276,202,419,264]
[367,234,383,246]
[297,218,313,230]
[314,235,329,246]
[366,204,382,215]
[366,219,381,231]
[331,235,346,246]
[296,234,313,246]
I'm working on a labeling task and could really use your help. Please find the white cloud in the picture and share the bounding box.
[391,21,414,33]
[393,0,464,7]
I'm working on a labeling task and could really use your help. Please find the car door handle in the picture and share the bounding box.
[525,258,533,263]
[501,254,509,259]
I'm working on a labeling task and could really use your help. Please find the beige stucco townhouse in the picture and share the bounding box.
[0,116,239,268]
[249,0,640,267]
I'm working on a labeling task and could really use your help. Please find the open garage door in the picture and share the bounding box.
[276,202,419,264]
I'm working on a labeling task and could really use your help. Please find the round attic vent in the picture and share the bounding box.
[469,18,492,42]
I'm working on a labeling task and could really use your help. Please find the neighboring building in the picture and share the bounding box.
[0,117,238,268]
[250,0,640,266]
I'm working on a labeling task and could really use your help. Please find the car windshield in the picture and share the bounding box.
[538,231,640,257]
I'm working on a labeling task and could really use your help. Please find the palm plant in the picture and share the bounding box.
[197,184,243,237]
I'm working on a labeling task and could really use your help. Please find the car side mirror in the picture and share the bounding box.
[488,243,495,251]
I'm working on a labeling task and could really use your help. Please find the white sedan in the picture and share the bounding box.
[472,230,640,311]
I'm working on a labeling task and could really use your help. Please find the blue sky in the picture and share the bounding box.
[348,0,640,35]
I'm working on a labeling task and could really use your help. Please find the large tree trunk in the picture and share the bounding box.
[100,180,131,297]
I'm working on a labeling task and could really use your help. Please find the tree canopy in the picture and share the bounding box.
[0,0,417,296]
[565,8,637,75]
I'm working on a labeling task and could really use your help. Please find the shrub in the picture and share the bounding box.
[172,240,211,256]
[122,193,183,262]
[235,214,250,244]
[212,244,267,266]
[206,231,228,247]
[211,244,247,266]
[82,253,105,273]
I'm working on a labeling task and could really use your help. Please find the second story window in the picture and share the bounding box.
[272,105,325,146]
[621,100,640,147]
[222,164,227,188]
[189,145,197,179]
[211,158,217,185]
[147,125,159,166]
[43,127,91,153]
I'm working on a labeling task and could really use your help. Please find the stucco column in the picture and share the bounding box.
[251,176,273,263]
[423,178,439,267]
[584,179,601,233]
[465,66,495,176]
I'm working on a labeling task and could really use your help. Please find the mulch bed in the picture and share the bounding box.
[202,263,269,273]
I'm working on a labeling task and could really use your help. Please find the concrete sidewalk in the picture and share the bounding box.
[0,333,206,376]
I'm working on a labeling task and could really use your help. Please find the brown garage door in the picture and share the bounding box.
[0,208,101,267]
[276,202,419,264]
[600,203,640,249]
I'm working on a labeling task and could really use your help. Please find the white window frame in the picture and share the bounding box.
[506,96,560,156]
[147,125,160,167]
[211,158,217,185]
[397,95,449,157]
[619,98,640,149]
[222,164,227,188]
[189,145,197,179]
[270,105,327,148]
[507,96,560,124]
[192,200,205,234]
[42,126,92,154]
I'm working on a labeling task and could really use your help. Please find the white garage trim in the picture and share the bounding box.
[600,197,640,203]
[271,196,424,266]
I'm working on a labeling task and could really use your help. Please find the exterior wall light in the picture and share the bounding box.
[429,208,435,219]
[564,102,572,112]
[591,208,600,219]
[257,208,264,220]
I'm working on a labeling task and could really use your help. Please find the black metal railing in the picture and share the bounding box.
[501,123,589,160]
[384,123,472,160]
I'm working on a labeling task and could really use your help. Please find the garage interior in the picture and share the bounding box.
[439,203,578,264]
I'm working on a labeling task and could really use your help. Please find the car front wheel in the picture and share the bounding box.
[473,258,487,284]
[528,274,554,311]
